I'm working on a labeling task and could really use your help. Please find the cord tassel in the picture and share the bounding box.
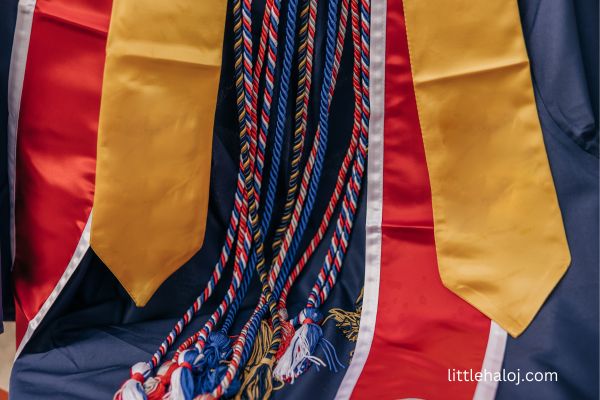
[113,362,151,400]
[193,332,234,395]
[275,318,295,360]
[202,332,233,372]
[144,361,177,400]
[168,349,201,400]
[245,320,273,371]
[273,322,325,383]
[273,308,343,383]
[197,364,241,397]
[236,358,275,400]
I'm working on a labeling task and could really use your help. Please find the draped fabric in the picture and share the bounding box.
[338,1,492,398]
[9,1,366,398]
[10,0,111,341]
[91,0,226,306]
[403,0,569,338]
[2,0,597,399]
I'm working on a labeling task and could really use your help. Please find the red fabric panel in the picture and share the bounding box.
[351,0,490,398]
[13,0,111,341]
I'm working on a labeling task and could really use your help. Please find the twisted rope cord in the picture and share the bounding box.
[300,0,369,316]
[231,0,350,374]
[271,0,317,256]
[140,0,257,371]
[170,0,283,358]
[278,0,362,312]
[220,0,316,335]
[267,0,347,291]
[194,0,308,397]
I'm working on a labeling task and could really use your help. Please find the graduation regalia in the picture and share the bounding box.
[0,0,597,399]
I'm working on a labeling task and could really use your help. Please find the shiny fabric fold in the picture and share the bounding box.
[346,0,492,397]
[90,0,227,306]
[403,0,571,336]
[12,0,111,339]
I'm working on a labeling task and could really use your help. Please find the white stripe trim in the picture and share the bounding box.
[473,321,508,400]
[7,0,37,265]
[15,215,92,358]
[334,0,386,397]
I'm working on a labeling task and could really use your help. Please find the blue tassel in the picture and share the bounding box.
[195,363,241,397]
[168,349,200,400]
[317,337,344,373]
[193,332,234,395]
[202,332,232,369]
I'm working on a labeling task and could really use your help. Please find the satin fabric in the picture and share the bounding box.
[12,0,111,339]
[9,1,366,393]
[91,0,227,306]
[350,1,490,397]
[403,0,570,336]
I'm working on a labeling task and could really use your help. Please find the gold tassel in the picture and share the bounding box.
[244,320,272,371]
[234,320,288,399]
[236,357,275,400]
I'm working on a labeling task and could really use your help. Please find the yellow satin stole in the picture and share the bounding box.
[403,0,570,336]
[91,0,227,305]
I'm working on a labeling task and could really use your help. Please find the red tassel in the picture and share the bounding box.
[276,319,295,360]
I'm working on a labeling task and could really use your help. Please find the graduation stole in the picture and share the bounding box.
[113,0,370,399]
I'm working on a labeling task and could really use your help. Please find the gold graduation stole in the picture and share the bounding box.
[91,0,227,306]
[404,0,570,336]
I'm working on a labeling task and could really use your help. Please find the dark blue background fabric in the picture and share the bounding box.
[4,0,599,399]
[9,0,366,398]
[0,0,19,331]
[497,1,599,399]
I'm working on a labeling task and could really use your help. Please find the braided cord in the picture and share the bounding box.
[233,0,350,373]
[267,0,347,291]
[170,0,262,359]
[144,0,256,369]
[300,0,369,318]
[270,0,316,256]
[279,0,362,311]
[220,0,315,334]
[172,0,284,358]
[200,0,307,397]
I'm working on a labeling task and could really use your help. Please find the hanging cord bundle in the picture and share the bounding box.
[213,0,356,397]
[113,0,370,397]
[163,0,292,396]
[216,0,315,374]
[238,0,349,389]
[270,0,316,257]
[273,0,363,365]
[183,0,302,397]
[221,0,317,339]
[112,0,271,397]
[184,0,313,397]
[221,0,318,378]
[170,0,281,366]
[273,0,369,382]
[149,0,315,396]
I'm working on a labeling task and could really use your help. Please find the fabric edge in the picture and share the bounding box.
[14,215,92,359]
[473,321,508,400]
[334,0,386,396]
